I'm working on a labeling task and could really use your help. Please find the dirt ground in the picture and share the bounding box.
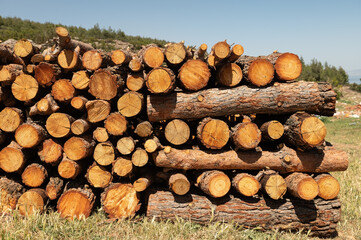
[334,86,361,118]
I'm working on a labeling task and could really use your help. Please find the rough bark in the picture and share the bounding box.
[0,177,25,213]
[194,43,207,60]
[0,44,25,65]
[45,177,64,200]
[178,59,211,91]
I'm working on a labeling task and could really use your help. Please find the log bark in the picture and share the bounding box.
[141,45,164,68]
[29,94,60,116]
[101,183,140,219]
[232,173,260,197]
[71,70,90,90]
[260,120,284,141]
[34,62,61,86]
[126,72,145,91]
[15,122,46,148]
[14,39,39,58]
[117,91,144,117]
[134,121,153,138]
[147,81,337,122]
[45,177,64,200]
[17,188,47,216]
[216,62,243,87]
[88,69,118,100]
[86,100,111,123]
[232,122,261,150]
[58,156,81,179]
[93,142,115,166]
[71,119,90,135]
[104,112,128,136]
[132,148,149,167]
[164,119,190,146]
[257,170,287,200]
[93,127,109,142]
[0,107,23,132]
[285,172,319,200]
[64,136,95,161]
[82,50,110,71]
[112,157,133,177]
[46,113,74,138]
[111,49,131,65]
[145,67,175,94]
[86,163,112,188]
[178,59,211,91]
[197,118,230,149]
[56,26,94,54]
[164,42,187,66]
[169,173,190,196]
[266,52,302,81]
[237,56,274,86]
[146,189,341,237]
[0,141,26,173]
[0,177,25,213]
[314,173,340,200]
[11,73,39,101]
[116,136,135,155]
[153,145,348,173]
[0,64,23,85]
[196,170,230,198]
[38,139,63,165]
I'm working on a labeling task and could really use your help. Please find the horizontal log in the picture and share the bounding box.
[147,81,336,122]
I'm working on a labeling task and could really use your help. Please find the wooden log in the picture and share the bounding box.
[211,40,230,60]
[70,96,88,111]
[57,48,81,70]
[232,173,260,197]
[34,62,61,87]
[0,44,25,65]
[14,39,39,58]
[38,139,63,165]
[260,120,284,141]
[104,112,127,136]
[82,50,110,71]
[126,72,145,91]
[266,52,302,81]
[146,190,341,238]
[196,170,230,198]
[71,70,90,90]
[146,67,176,94]
[21,163,48,187]
[56,26,94,54]
[134,121,153,138]
[141,45,164,68]
[216,62,243,87]
[232,122,261,150]
[0,64,23,85]
[58,156,81,179]
[144,137,161,153]
[86,100,111,123]
[147,81,337,122]
[17,188,48,216]
[46,113,74,138]
[285,112,327,150]
[257,170,287,200]
[0,141,26,173]
[93,127,109,142]
[111,49,131,65]
[101,183,140,219]
[42,45,61,62]
[285,172,319,200]
[153,145,348,173]
[89,69,118,100]
[128,58,143,72]
[195,43,207,60]
[132,148,149,167]
[30,53,45,64]
[237,56,274,87]
[11,73,38,101]
[314,173,340,200]
[164,42,187,66]
[0,177,25,213]
[64,136,95,161]
[86,163,112,188]
[51,79,75,102]
[0,107,23,132]
[15,122,46,148]
[228,44,244,62]
[169,173,190,196]
[57,184,95,219]
[117,91,144,117]
[133,176,153,192]
[71,119,90,135]
[178,59,211,91]
[25,64,35,74]
[112,157,133,177]
[115,137,134,156]
[29,94,60,116]
[197,118,229,149]
[93,142,115,166]
[45,177,64,200]
[164,119,190,146]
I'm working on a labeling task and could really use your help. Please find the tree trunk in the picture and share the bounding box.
[134,176,153,192]
[169,173,190,196]
[29,94,60,116]
[126,72,145,91]
[34,62,61,87]
[82,50,110,71]
[71,70,90,90]
[196,170,231,198]
[21,163,48,187]
[112,157,133,177]
[164,42,187,66]
[257,170,287,200]
[86,163,112,188]
[164,119,190,146]
[153,145,348,173]
[266,52,302,81]
[116,136,135,155]
[228,44,244,62]
[0,177,25,213]
[0,107,23,132]
[285,172,319,200]
[111,49,131,65]
[58,156,82,179]
[101,183,140,219]
[216,62,243,87]
[104,112,128,136]
[141,45,164,68]
[38,139,63,165]
[178,59,211,91]
[0,64,23,85]
[232,122,261,150]
[46,113,74,138]
[15,122,46,148]
[93,127,109,142]
[134,121,153,138]
[260,120,284,141]
[146,67,176,94]
[237,56,274,87]
[11,73,39,101]
[17,188,48,216]
[197,118,230,149]
[64,136,95,161]
[51,79,75,102]
[0,141,26,173]
[132,148,149,167]
[147,81,336,122]
[86,100,111,123]
[146,189,340,238]
[93,142,115,166]
[45,177,64,200]
[232,173,260,197]
[314,173,340,200]
[71,119,90,135]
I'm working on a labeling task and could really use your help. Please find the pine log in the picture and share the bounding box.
[0,107,23,132]
[45,177,64,200]
[46,113,74,138]
[260,120,284,141]
[194,43,207,60]
[17,188,48,216]
[112,157,133,177]
[228,44,244,62]
[21,163,47,187]
[88,69,118,100]
[126,72,145,91]
[71,119,90,135]
[42,45,61,62]
[111,49,131,65]
[129,58,143,72]
[25,64,35,74]
[285,172,319,200]
[147,81,337,122]
[71,70,90,90]
[38,139,63,165]
[86,163,112,188]
[145,67,175,94]
[0,64,23,85]
[196,170,230,198]
[0,44,25,65]
[216,62,243,87]
[93,142,115,166]
[58,156,81,179]
[237,56,274,86]
[133,176,153,192]
[30,53,45,64]
[285,112,327,149]
[63,136,95,161]
[266,52,302,81]
[82,50,110,71]
[70,96,88,111]
[232,173,260,197]
[0,177,25,213]
[117,91,144,117]
[232,122,261,150]
[57,48,81,70]
[11,73,38,101]
[197,118,229,149]
[153,145,348,173]
[165,42,187,66]
[257,170,287,200]
[15,122,46,148]
[211,40,230,60]
[116,136,135,155]
[86,100,111,123]
[164,119,190,146]
[0,141,26,173]
[144,137,161,153]
[101,183,140,219]
[146,190,341,237]
[314,173,340,200]
[57,184,95,220]
[34,62,61,87]
[104,112,128,136]
[169,173,190,195]
[134,121,153,138]
[14,39,39,58]
[141,45,164,68]
[56,26,94,54]
[93,127,109,142]
[132,148,149,167]
[29,94,60,116]
[178,59,211,91]
[51,79,75,102]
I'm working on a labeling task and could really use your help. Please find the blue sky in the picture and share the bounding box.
[1,0,360,72]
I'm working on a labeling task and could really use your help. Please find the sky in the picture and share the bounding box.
[0,0,360,73]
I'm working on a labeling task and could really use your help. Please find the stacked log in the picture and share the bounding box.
[0,27,348,237]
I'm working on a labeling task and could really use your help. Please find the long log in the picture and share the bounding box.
[153,145,348,173]
[147,81,336,122]
[146,189,341,237]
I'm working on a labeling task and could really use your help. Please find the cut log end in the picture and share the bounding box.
[126,73,145,91]
[64,136,94,161]
[89,69,118,100]
[285,173,319,200]
[93,127,109,142]
[143,46,164,68]
[315,174,340,200]
[133,177,152,192]
[87,164,112,188]
[46,177,64,200]
[104,112,128,136]
[146,68,175,94]
[93,142,115,166]
[260,120,284,141]
[165,43,186,65]
[260,172,287,200]
[0,107,23,132]
[0,142,25,173]
[212,41,230,59]
[275,53,302,81]
[38,139,63,165]
[179,60,210,91]
[72,71,90,90]
[17,189,47,216]
[46,113,73,138]
[111,50,130,65]
[117,92,144,117]
[86,100,111,123]
[164,119,190,146]
[198,118,229,149]
[14,39,35,58]
[132,148,149,167]
[58,158,80,179]
[15,123,46,148]
[232,173,260,197]
[300,116,327,146]
[134,121,153,138]
[71,119,90,135]
[217,63,243,87]
[12,74,38,101]
[129,59,143,72]
[197,170,231,198]
[57,49,79,70]
[169,173,190,195]
[116,137,135,155]
[34,62,59,86]
[21,163,47,187]
[248,59,274,87]
[232,122,261,150]
[51,79,75,102]
[82,50,103,71]
[113,157,133,177]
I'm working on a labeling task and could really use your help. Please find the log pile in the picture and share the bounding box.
[0,27,347,237]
